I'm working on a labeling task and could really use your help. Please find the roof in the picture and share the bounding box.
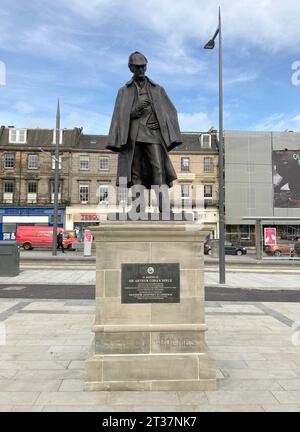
[79,132,219,153]
[176,132,218,153]
[78,134,107,150]
[0,127,219,153]
[0,127,81,148]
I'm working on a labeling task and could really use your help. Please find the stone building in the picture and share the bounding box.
[65,134,118,232]
[170,131,219,237]
[65,131,219,237]
[0,126,80,240]
[0,126,219,239]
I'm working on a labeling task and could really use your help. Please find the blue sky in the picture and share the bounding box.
[0,0,300,134]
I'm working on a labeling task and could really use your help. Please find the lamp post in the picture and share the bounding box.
[204,7,225,284]
[52,100,60,256]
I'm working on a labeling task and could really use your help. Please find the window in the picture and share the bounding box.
[50,183,62,203]
[201,134,211,148]
[181,157,190,172]
[3,182,14,203]
[4,154,14,169]
[99,185,109,203]
[51,155,62,170]
[80,155,89,170]
[27,182,37,203]
[204,185,213,198]
[9,128,27,143]
[119,187,128,205]
[204,157,213,172]
[204,184,213,207]
[181,184,190,199]
[28,154,38,169]
[79,185,89,203]
[240,225,250,240]
[52,129,63,145]
[100,156,109,170]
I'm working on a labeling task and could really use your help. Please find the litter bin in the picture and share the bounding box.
[0,241,20,276]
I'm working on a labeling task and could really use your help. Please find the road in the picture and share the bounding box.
[1,283,300,302]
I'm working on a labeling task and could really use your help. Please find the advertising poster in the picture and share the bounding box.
[264,227,277,246]
[84,229,92,256]
[273,150,300,208]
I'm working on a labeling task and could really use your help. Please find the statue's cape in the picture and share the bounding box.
[106,77,182,152]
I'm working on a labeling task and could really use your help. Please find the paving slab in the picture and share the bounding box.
[0,298,299,411]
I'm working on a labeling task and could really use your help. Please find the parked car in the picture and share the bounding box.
[264,243,292,257]
[204,239,247,256]
[16,226,78,250]
[294,239,300,257]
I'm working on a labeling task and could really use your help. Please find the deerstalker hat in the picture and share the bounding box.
[128,52,148,66]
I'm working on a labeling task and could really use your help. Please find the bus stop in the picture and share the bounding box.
[243,216,300,260]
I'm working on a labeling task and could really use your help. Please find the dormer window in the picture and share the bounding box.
[201,134,211,149]
[9,128,27,143]
[53,129,63,144]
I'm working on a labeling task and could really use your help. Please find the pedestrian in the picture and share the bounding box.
[57,231,65,253]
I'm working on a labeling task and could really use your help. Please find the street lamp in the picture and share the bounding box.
[204,7,225,284]
[52,100,60,256]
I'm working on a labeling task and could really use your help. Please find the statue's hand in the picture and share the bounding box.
[147,119,160,130]
[136,100,150,112]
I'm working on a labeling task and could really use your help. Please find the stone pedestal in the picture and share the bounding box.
[85,221,216,391]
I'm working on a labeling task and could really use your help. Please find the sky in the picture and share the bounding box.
[0,0,300,134]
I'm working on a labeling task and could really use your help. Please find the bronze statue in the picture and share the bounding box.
[106,52,182,213]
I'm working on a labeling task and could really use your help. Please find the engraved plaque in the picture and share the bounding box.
[121,263,180,304]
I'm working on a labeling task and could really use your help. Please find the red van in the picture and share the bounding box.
[16,226,78,250]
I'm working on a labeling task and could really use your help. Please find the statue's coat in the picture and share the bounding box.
[106,77,182,188]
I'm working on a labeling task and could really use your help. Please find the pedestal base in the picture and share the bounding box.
[85,221,216,391]
[86,351,216,391]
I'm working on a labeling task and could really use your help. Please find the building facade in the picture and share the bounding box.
[0,126,80,240]
[224,130,300,246]
[0,126,219,240]
[170,131,219,237]
[65,131,220,236]
[65,134,118,233]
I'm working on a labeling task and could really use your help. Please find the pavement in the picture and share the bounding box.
[1,268,300,290]
[0,298,300,412]
[0,262,300,412]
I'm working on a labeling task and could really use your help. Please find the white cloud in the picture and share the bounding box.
[253,113,286,131]
[252,112,300,132]
[63,109,111,134]
[178,112,213,131]
[223,71,259,86]
[291,114,300,122]
[56,0,300,53]
[15,101,35,114]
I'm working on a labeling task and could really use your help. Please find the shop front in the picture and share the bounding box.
[65,206,110,241]
[0,206,65,241]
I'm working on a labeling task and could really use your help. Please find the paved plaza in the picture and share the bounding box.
[0,268,300,290]
[0,266,300,411]
[0,297,300,412]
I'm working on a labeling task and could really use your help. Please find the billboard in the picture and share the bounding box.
[273,150,300,208]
